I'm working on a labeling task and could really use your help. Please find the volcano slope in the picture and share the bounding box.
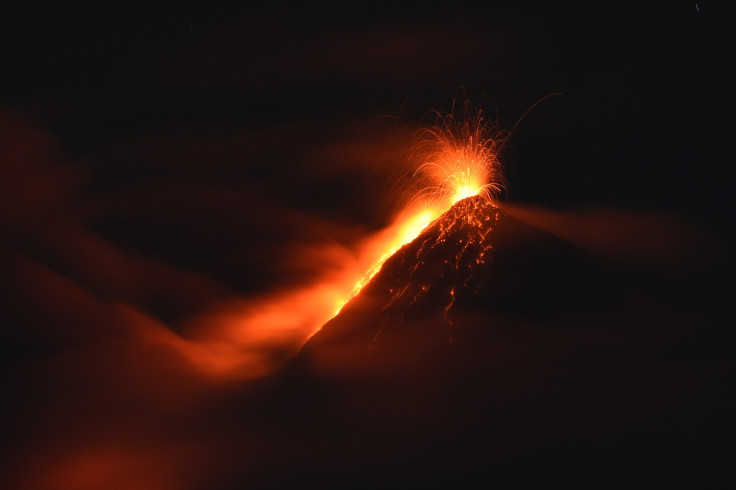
[228,196,733,488]
[304,195,616,361]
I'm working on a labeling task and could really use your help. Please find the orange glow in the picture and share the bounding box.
[333,204,443,315]
[411,100,507,207]
[326,103,506,322]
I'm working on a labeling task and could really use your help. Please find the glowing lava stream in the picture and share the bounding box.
[332,191,479,317]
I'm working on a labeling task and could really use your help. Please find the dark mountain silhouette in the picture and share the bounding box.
[224,196,734,488]
[302,195,616,363]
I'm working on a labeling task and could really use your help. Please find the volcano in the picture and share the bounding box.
[244,195,735,488]
[302,194,611,365]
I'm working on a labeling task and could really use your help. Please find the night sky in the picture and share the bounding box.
[1,2,733,488]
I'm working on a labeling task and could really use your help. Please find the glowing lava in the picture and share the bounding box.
[411,100,507,207]
[334,206,442,315]
[331,103,507,317]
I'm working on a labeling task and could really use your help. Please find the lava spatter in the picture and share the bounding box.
[380,196,500,321]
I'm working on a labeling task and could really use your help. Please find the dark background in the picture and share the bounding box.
[2,1,732,239]
[1,1,733,488]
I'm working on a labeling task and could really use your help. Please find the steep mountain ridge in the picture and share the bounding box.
[302,195,608,359]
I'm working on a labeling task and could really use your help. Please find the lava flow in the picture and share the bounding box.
[330,103,508,319]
